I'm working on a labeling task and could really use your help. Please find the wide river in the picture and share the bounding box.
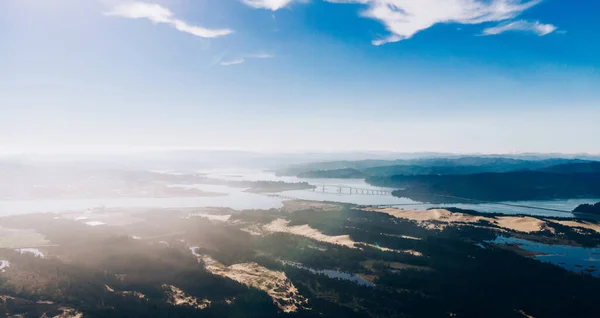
[0,169,598,218]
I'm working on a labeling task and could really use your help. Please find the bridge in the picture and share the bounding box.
[310,184,392,196]
[266,187,574,215]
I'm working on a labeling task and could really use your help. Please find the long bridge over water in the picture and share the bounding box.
[311,184,392,196]
[266,185,574,214]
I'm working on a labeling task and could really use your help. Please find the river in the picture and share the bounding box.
[0,169,597,217]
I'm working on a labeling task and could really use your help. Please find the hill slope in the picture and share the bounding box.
[573,202,600,215]
[279,157,593,179]
[367,171,600,203]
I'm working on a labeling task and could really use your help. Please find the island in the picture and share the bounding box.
[242,181,316,193]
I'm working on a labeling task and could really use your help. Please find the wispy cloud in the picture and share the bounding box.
[105,2,233,38]
[212,51,229,66]
[324,0,547,45]
[246,53,275,59]
[482,20,557,36]
[241,0,295,11]
[220,58,245,66]
[215,52,275,66]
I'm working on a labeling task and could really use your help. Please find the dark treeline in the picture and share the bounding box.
[573,202,600,215]
[365,171,600,203]
[272,207,600,318]
[297,163,565,179]
[278,157,592,177]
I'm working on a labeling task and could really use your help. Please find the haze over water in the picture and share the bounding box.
[1,169,596,218]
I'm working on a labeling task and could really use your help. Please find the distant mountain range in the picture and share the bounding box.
[2,151,599,171]
[280,157,596,178]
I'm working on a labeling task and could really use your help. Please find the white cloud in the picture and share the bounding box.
[220,58,245,66]
[241,0,295,10]
[105,2,233,38]
[324,0,546,45]
[482,20,557,36]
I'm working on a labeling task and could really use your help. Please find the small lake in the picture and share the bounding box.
[281,260,374,286]
[491,236,600,277]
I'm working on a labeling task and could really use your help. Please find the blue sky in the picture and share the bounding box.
[1,0,599,154]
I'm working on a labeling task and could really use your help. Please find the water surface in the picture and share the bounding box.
[491,236,599,277]
[0,170,597,218]
[281,260,374,286]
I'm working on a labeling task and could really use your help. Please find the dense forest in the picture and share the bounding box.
[2,202,600,317]
[574,202,600,215]
[366,171,600,203]
[277,157,591,177]
[297,164,531,178]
